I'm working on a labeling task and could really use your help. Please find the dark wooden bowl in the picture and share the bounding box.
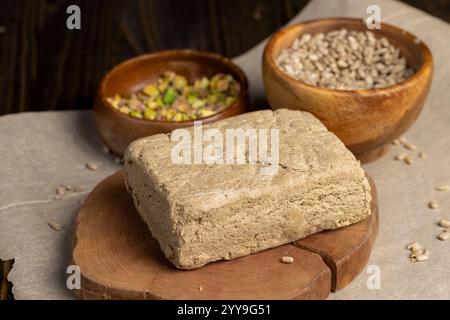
[94,50,250,155]
[263,18,433,163]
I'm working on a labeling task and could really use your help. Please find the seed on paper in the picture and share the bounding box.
[404,156,413,165]
[414,254,429,262]
[86,162,99,171]
[406,242,421,251]
[281,256,294,264]
[439,218,450,228]
[437,231,450,241]
[436,185,449,192]
[48,222,63,231]
[394,154,406,161]
[403,143,416,151]
[428,201,439,209]
[409,249,424,258]
[392,139,400,145]
[418,152,427,159]
[55,186,66,196]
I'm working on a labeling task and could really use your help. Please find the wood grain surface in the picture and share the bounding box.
[72,171,377,300]
[1,0,448,300]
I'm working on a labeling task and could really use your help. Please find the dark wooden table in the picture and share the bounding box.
[1,0,449,300]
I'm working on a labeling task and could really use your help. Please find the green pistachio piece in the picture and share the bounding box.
[143,84,159,97]
[173,113,185,121]
[155,97,164,107]
[195,77,209,90]
[207,94,218,104]
[129,111,143,118]
[225,96,236,106]
[174,75,188,89]
[143,109,157,120]
[216,78,230,92]
[198,109,216,118]
[119,106,130,114]
[210,74,220,90]
[163,87,178,105]
[191,99,205,109]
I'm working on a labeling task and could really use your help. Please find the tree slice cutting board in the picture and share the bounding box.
[72,171,378,300]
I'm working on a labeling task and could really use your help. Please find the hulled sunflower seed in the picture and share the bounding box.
[418,152,427,159]
[391,139,400,145]
[55,186,66,196]
[428,201,439,209]
[439,218,450,228]
[403,143,416,150]
[436,185,449,192]
[410,249,424,258]
[404,156,413,165]
[276,29,413,90]
[437,231,450,241]
[86,162,99,171]
[48,222,63,231]
[281,256,294,264]
[406,242,421,251]
[414,254,429,262]
[395,154,406,161]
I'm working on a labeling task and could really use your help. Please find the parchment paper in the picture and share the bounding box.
[1,0,450,299]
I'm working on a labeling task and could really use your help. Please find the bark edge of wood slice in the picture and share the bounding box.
[72,171,378,300]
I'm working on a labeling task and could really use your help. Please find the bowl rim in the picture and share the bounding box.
[264,17,433,95]
[98,49,249,125]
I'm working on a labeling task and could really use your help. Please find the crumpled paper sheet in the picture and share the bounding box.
[1,0,450,299]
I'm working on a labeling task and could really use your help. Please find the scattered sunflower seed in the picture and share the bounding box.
[199,286,204,291]
[436,185,449,192]
[403,143,416,151]
[53,194,63,200]
[281,256,294,264]
[428,201,439,209]
[394,154,406,161]
[414,254,429,262]
[438,218,450,228]
[404,156,413,165]
[409,249,424,258]
[72,186,83,193]
[55,186,66,196]
[391,139,400,145]
[399,137,407,143]
[418,152,427,159]
[48,222,63,231]
[437,231,450,241]
[86,162,99,171]
[406,242,421,251]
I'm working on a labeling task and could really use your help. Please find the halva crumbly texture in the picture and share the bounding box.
[124,109,372,270]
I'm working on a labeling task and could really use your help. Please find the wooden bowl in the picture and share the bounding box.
[263,18,433,163]
[94,50,250,155]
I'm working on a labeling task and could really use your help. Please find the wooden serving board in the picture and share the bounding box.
[72,171,378,300]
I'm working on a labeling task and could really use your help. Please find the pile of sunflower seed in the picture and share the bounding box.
[276,28,414,90]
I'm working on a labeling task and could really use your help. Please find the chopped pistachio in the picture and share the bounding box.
[107,71,240,122]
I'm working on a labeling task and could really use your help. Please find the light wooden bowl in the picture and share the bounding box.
[263,18,433,163]
[94,50,249,156]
